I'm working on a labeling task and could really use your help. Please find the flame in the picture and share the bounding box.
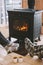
[16,24,28,31]
[13,24,28,31]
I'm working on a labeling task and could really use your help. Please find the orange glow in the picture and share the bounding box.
[13,24,28,31]
[18,25,28,31]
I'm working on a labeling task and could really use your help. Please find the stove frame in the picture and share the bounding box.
[8,9,42,46]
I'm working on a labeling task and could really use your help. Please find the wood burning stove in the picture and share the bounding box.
[8,9,42,54]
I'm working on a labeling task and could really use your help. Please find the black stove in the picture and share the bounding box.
[8,9,42,55]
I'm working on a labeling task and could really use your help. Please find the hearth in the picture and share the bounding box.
[8,9,42,54]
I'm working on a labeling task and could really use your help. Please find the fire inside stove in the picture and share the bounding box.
[13,20,28,31]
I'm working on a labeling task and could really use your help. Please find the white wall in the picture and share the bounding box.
[0,0,22,27]
[12,0,22,9]
[0,1,2,26]
[0,0,6,27]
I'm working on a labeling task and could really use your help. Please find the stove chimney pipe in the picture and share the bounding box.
[28,0,35,9]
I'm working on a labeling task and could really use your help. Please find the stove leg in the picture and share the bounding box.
[38,36,41,41]
[34,36,41,42]
[9,37,11,41]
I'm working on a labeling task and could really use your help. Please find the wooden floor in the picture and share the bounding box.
[0,52,43,65]
[0,26,43,65]
[0,26,9,38]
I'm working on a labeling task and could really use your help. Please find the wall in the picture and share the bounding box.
[22,0,43,10]
[22,0,28,9]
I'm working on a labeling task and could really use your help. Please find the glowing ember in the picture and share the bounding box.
[13,24,28,31]
[18,26,28,31]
